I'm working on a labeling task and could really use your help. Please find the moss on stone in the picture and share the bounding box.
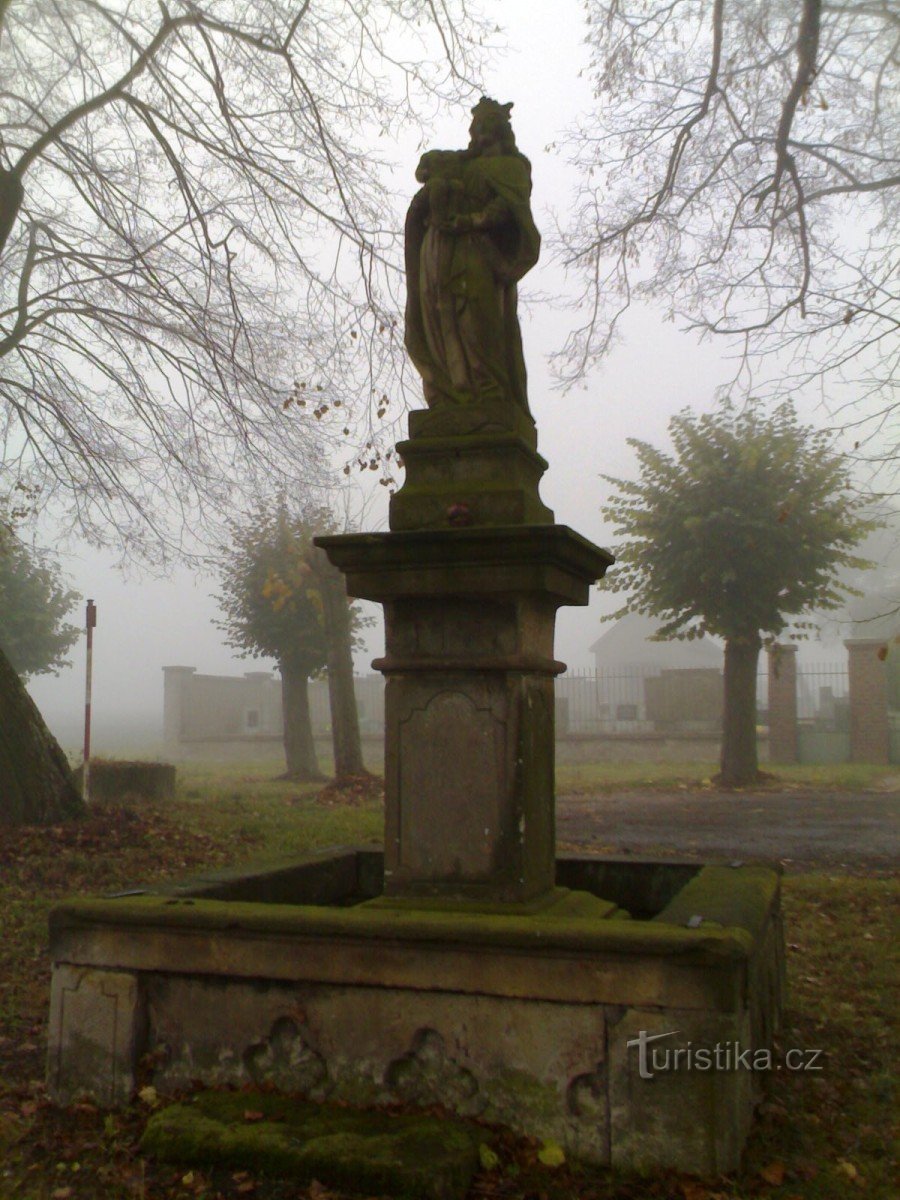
[653,865,780,940]
[364,886,616,921]
[141,1090,482,1200]
[481,1067,563,1129]
[52,884,755,963]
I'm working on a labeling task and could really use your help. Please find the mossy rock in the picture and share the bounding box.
[141,1089,482,1200]
[75,759,176,803]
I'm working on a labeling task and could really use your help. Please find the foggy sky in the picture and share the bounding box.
[23,0,891,752]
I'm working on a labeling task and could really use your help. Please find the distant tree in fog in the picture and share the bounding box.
[216,504,366,783]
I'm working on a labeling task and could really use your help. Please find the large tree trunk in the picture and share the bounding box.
[718,634,763,787]
[318,558,365,782]
[279,659,323,781]
[0,644,84,825]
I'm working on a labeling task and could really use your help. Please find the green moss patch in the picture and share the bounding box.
[363,885,618,920]
[653,864,780,938]
[140,1089,483,1200]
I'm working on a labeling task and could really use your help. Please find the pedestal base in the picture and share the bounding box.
[318,526,613,902]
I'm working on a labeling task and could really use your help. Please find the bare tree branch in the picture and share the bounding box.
[0,0,492,560]
[555,0,899,481]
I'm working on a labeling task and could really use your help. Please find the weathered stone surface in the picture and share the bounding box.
[389,432,554,532]
[403,99,540,424]
[142,1089,482,1200]
[608,1006,754,1175]
[49,881,756,1011]
[142,977,608,1158]
[47,853,784,1169]
[317,526,612,609]
[384,671,555,899]
[47,966,142,1105]
[317,526,612,902]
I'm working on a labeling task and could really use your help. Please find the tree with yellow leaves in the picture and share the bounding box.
[216,504,364,781]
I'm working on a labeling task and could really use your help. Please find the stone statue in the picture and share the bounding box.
[404,98,541,418]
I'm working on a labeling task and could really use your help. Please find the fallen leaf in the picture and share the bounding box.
[52,1189,74,1200]
[837,1160,859,1180]
[242,1109,264,1122]
[680,1182,712,1200]
[137,1085,158,1107]
[479,1142,500,1170]
[760,1161,786,1186]
[537,1139,565,1167]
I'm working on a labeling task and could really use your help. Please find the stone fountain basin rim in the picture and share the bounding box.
[49,878,776,967]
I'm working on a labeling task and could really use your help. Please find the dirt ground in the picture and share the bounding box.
[556,786,900,872]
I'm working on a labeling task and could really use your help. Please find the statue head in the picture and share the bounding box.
[468,97,517,155]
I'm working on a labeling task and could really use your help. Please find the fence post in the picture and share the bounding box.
[767,643,799,763]
[845,639,890,764]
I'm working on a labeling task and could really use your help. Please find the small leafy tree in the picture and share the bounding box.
[602,401,873,786]
[0,499,83,825]
[216,505,365,782]
[0,520,80,679]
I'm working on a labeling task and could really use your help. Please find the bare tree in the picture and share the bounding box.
[0,0,489,558]
[555,1,898,482]
[0,0,490,823]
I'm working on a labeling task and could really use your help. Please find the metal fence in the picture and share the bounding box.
[305,661,850,738]
[556,666,662,734]
[795,662,850,725]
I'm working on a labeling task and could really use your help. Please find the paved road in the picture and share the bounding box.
[556,789,900,873]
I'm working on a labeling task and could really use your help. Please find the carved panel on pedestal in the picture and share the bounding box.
[397,687,506,881]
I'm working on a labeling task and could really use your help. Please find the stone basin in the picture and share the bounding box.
[48,848,783,1174]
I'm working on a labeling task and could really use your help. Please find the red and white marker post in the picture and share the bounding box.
[83,599,97,802]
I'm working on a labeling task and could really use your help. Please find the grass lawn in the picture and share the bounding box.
[0,763,896,1199]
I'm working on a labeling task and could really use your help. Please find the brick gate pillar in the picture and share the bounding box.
[767,643,799,763]
[844,639,890,764]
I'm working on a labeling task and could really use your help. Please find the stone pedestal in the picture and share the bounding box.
[387,403,553,533]
[320,391,611,903]
[318,527,613,902]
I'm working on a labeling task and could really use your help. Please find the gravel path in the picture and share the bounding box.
[556,788,900,872]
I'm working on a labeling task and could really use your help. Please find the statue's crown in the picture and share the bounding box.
[469,97,517,152]
[471,97,513,124]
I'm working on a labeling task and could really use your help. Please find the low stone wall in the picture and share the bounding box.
[74,760,177,802]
